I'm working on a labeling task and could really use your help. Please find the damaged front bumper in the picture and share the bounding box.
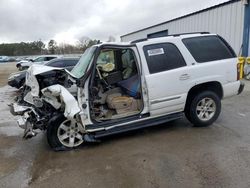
[17,112,37,139]
[9,102,30,116]
[9,103,39,139]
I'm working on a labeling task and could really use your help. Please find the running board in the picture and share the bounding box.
[93,112,183,139]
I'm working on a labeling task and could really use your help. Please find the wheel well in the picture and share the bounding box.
[185,82,223,109]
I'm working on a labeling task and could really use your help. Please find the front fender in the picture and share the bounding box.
[42,84,81,119]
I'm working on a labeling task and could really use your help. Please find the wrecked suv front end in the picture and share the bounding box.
[9,64,81,139]
[9,46,97,150]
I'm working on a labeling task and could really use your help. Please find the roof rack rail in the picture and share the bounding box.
[131,38,148,44]
[130,31,210,44]
[171,31,210,37]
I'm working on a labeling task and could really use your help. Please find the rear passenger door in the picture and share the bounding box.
[142,43,189,116]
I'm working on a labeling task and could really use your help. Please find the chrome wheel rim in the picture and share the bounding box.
[196,98,216,121]
[57,119,83,147]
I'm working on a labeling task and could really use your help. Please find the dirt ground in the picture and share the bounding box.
[0,62,17,87]
[0,64,250,188]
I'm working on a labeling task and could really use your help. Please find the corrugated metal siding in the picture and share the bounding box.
[121,1,245,54]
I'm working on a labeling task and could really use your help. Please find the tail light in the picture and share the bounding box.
[237,57,245,80]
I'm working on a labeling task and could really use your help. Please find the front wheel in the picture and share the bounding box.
[47,114,84,150]
[185,91,221,127]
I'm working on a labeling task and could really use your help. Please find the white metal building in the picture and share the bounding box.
[121,0,250,56]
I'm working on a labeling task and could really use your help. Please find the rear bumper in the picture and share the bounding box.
[223,81,244,98]
[238,82,245,95]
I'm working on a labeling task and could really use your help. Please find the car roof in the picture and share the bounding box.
[133,33,217,44]
[32,55,61,59]
[45,57,80,65]
[94,33,217,48]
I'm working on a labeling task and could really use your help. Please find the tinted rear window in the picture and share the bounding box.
[64,59,79,66]
[48,60,64,67]
[143,43,186,74]
[182,36,236,63]
[47,57,57,61]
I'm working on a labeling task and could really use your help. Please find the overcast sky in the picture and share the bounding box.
[0,0,228,44]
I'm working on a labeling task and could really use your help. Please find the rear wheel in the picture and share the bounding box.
[47,114,84,150]
[185,91,221,127]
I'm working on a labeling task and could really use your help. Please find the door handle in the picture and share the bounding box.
[179,74,190,80]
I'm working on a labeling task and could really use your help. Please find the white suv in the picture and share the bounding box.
[10,33,244,150]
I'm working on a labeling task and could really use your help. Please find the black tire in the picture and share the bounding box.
[47,114,84,151]
[185,91,221,127]
[47,114,67,150]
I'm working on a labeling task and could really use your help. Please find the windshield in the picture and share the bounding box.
[71,46,97,78]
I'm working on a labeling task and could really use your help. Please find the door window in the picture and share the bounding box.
[143,43,186,74]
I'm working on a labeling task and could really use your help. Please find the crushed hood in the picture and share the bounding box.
[25,64,76,97]
[27,64,76,77]
[28,64,63,75]
[24,64,80,119]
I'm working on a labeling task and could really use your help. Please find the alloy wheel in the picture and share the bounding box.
[57,119,83,147]
[196,97,216,121]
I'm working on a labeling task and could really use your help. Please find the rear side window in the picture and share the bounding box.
[143,43,186,74]
[182,36,236,63]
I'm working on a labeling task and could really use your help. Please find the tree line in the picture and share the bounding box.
[0,37,103,56]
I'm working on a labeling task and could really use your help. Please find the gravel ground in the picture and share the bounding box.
[0,63,250,188]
